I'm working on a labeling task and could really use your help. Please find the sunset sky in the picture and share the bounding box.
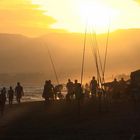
[0,0,140,82]
[0,0,140,36]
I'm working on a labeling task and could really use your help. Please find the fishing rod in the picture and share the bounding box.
[91,27,104,76]
[43,42,59,85]
[90,18,111,87]
[102,19,111,83]
[95,32,104,77]
[81,21,88,85]
[90,29,102,87]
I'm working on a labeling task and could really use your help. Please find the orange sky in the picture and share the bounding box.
[0,0,140,36]
[0,0,59,36]
[0,0,140,82]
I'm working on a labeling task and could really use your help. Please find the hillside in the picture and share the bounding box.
[0,29,139,82]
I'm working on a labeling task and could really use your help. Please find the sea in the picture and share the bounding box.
[1,83,67,104]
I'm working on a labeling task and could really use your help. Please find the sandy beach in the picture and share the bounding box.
[0,99,140,140]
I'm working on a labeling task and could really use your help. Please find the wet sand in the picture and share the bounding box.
[0,99,140,140]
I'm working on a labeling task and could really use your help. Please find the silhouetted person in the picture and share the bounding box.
[84,83,90,99]
[54,84,63,100]
[119,78,126,87]
[66,79,74,101]
[54,85,58,100]
[73,80,83,100]
[42,80,54,101]
[0,87,6,116]
[119,78,127,98]
[90,76,98,98]
[0,94,2,115]
[15,82,24,104]
[8,87,14,105]
[73,80,83,117]
[111,78,119,99]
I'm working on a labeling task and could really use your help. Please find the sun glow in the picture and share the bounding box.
[78,1,119,33]
[31,0,140,34]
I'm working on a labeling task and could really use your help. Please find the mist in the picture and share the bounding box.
[0,29,139,83]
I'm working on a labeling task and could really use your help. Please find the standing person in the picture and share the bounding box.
[90,76,98,98]
[42,80,48,100]
[0,87,7,116]
[48,80,54,100]
[54,84,63,100]
[66,79,74,101]
[0,94,2,116]
[42,80,54,101]
[84,83,90,99]
[73,80,83,116]
[8,86,14,105]
[111,78,119,100]
[73,80,83,101]
[119,78,127,93]
[15,82,24,104]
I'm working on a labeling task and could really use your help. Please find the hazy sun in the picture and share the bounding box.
[32,0,120,34]
[78,1,118,33]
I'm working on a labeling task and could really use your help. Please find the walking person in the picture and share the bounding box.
[0,87,7,116]
[8,86,14,105]
[15,82,24,104]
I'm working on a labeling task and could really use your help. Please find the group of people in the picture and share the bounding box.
[104,78,128,100]
[0,82,24,115]
[66,79,83,101]
[42,76,98,102]
[0,77,129,115]
[42,80,64,101]
[42,76,129,102]
[66,76,98,102]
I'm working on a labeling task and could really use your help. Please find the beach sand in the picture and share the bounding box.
[0,99,140,140]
